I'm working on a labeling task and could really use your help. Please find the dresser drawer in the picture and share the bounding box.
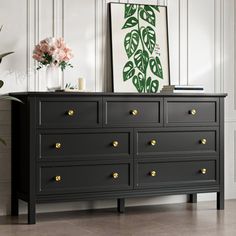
[135,128,218,157]
[135,160,218,188]
[103,97,163,127]
[164,98,219,126]
[38,129,133,160]
[37,97,102,128]
[37,161,133,194]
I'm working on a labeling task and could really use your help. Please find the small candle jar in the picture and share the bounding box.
[78,77,86,91]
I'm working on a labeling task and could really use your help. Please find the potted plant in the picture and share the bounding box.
[32,37,73,91]
[0,25,20,145]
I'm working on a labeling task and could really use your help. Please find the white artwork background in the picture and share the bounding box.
[110,3,169,93]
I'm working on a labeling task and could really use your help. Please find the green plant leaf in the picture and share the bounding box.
[145,77,152,93]
[140,6,156,27]
[0,95,23,103]
[124,30,139,59]
[0,137,6,146]
[150,80,159,93]
[142,26,156,54]
[0,52,14,64]
[0,80,3,88]
[122,17,138,29]
[149,56,163,79]
[150,6,160,12]
[134,49,149,73]
[125,4,137,18]
[132,73,145,93]
[123,61,135,81]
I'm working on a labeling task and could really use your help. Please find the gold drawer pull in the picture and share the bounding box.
[150,170,157,177]
[200,139,207,145]
[54,176,61,182]
[200,168,207,175]
[112,172,119,179]
[55,143,61,149]
[150,140,157,146]
[112,141,119,147]
[130,109,138,116]
[190,109,197,115]
[67,110,75,116]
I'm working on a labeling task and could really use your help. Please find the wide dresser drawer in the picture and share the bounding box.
[135,159,218,188]
[38,129,133,160]
[103,97,163,127]
[164,98,219,126]
[37,161,133,194]
[135,128,218,157]
[37,97,102,128]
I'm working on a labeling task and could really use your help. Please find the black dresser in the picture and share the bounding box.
[10,92,226,224]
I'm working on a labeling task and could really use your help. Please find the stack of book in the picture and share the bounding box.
[160,85,204,93]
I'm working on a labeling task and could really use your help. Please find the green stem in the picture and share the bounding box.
[137,6,145,52]
[137,6,147,93]
[0,137,6,146]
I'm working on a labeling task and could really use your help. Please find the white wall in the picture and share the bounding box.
[0,0,234,215]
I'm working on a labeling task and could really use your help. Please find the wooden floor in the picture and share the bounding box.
[0,200,236,236]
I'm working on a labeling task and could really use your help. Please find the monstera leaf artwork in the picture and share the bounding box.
[110,3,169,93]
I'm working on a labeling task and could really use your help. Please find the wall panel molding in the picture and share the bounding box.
[179,0,188,85]
[167,0,180,85]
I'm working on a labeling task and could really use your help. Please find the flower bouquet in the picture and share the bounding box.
[33,37,73,90]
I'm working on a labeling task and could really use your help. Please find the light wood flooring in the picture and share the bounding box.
[0,200,236,236]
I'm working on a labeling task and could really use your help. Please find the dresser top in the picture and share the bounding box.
[9,92,227,97]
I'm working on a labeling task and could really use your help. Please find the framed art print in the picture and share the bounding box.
[110,3,170,93]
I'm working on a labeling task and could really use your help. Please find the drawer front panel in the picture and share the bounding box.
[135,160,218,188]
[38,162,133,194]
[164,98,219,126]
[39,129,132,160]
[38,97,102,128]
[104,97,163,127]
[135,128,218,157]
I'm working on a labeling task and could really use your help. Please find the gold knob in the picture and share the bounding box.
[200,168,207,175]
[55,176,61,182]
[150,140,157,146]
[112,141,119,147]
[131,109,138,116]
[112,172,119,179]
[150,171,157,177]
[55,143,61,149]
[67,110,74,116]
[200,139,207,145]
[190,109,197,115]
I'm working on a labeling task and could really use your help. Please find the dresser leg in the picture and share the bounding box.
[217,192,224,210]
[117,198,125,213]
[188,194,197,203]
[11,195,19,216]
[28,201,36,224]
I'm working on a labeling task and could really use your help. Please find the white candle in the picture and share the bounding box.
[78,78,86,91]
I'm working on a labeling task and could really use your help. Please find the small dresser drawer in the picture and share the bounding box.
[103,97,163,127]
[38,129,133,160]
[135,160,218,188]
[164,98,219,126]
[37,97,102,128]
[38,161,133,194]
[135,128,218,157]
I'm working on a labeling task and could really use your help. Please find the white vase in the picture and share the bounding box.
[46,64,62,91]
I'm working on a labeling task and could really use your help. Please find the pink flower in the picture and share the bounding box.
[56,38,65,49]
[39,43,50,53]
[64,51,73,61]
[32,53,43,62]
